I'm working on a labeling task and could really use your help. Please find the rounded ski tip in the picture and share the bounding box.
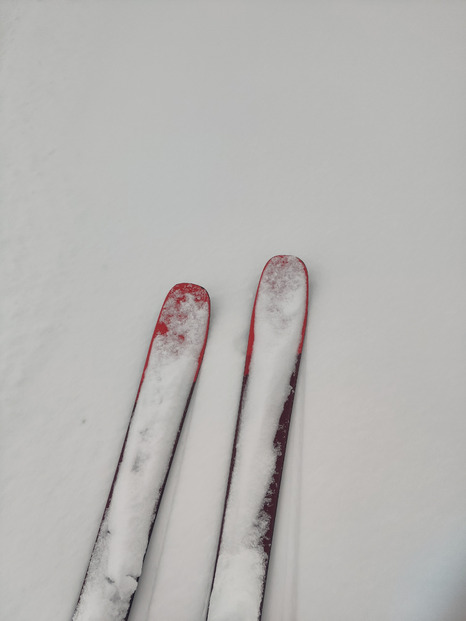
[244,255,309,369]
[259,256,309,297]
[156,283,210,339]
[263,255,308,277]
[167,282,210,306]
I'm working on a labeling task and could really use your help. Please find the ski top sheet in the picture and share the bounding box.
[206,255,309,621]
[72,283,210,621]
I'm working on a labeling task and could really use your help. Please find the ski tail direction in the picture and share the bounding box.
[73,283,210,621]
[206,255,308,621]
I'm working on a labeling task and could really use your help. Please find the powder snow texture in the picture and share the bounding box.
[207,257,308,621]
[73,286,209,621]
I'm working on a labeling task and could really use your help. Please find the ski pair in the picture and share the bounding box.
[72,255,309,621]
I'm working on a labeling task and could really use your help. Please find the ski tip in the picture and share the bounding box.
[262,256,309,298]
[259,255,308,297]
[263,255,308,276]
[262,257,308,354]
[244,256,309,372]
[135,283,210,398]
[163,284,211,381]
[160,283,211,335]
[167,282,210,306]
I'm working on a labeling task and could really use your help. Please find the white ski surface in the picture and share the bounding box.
[207,256,308,621]
[73,286,209,621]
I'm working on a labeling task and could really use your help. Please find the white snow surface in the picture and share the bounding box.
[207,257,307,620]
[2,4,466,621]
[73,286,209,621]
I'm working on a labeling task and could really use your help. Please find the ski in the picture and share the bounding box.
[206,256,309,621]
[72,283,210,621]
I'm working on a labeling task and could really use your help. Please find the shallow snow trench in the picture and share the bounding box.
[73,286,209,621]
[207,256,308,621]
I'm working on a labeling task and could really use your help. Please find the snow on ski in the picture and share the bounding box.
[206,256,309,621]
[72,283,210,621]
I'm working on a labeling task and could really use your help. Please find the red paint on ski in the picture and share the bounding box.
[207,256,309,621]
[135,283,210,403]
[244,255,308,375]
[73,283,210,621]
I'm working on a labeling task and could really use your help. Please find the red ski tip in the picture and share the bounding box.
[244,256,308,374]
[137,283,210,399]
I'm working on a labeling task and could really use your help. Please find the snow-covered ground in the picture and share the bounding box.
[1,3,466,620]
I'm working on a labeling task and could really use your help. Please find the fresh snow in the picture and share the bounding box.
[73,285,209,621]
[207,257,308,621]
[2,4,466,621]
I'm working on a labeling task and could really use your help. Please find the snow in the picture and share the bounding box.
[1,3,466,621]
[73,286,209,621]
[207,257,308,620]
